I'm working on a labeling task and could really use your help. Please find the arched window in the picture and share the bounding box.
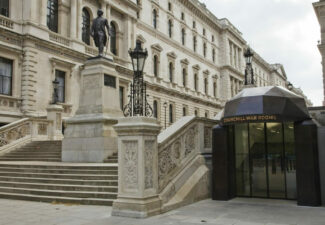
[183,107,186,116]
[169,62,173,82]
[193,36,197,52]
[153,100,158,118]
[182,68,187,87]
[153,9,157,29]
[110,22,117,55]
[181,28,185,46]
[194,110,198,117]
[213,82,217,97]
[203,43,207,57]
[153,55,158,77]
[205,112,208,118]
[0,0,9,17]
[212,49,216,62]
[82,8,91,45]
[47,0,58,33]
[169,104,173,124]
[194,73,198,91]
[203,28,206,36]
[168,20,172,38]
[204,78,208,94]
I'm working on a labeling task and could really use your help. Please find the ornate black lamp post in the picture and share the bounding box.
[52,78,59,104]
[123,41,153,117]
[244,47,254,85]
[287,82,293,90]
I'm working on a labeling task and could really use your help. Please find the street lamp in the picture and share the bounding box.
[244,47,254,85]
[163,102,167,129]
[123,41,153,117]
[287,82,293,90]
[52,78,59,104]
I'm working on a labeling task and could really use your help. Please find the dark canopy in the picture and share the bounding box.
[222,86,310,125]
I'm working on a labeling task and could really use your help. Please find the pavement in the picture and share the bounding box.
[0,198,324,225]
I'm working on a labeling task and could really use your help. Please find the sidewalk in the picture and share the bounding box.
[0,198,324,225]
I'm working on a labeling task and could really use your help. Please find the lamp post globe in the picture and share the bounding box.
[129,41,148,75]
[244,47,254,85]
[244,47,253,65]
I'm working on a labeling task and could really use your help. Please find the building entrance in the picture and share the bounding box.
[234,122,296,200]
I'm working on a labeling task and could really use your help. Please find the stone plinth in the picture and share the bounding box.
[62,57,122,163]
[112,117,162,218]
[46,104,63,140]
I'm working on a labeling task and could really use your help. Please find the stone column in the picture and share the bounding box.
[112,117,161,218]
[40,0,48,27]
[47,104,64,140]
[70,0,77,39]
[77,0,82,41]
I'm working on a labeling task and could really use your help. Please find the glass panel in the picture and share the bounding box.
[266,123,285,198]
[284,123,296,199]
[235,124,250,196]
[249,123,267,197]
[55,70,65,103]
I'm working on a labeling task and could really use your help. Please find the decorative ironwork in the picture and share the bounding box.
[123,41,153,117]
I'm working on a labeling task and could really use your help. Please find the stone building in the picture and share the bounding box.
[0,0,293,127]
[314,0,325,106]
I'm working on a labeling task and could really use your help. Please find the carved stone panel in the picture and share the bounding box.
[204,126,212,148]
[144,140,155,189]
[122,140,138,191]
[38,123,48,135]
[184,125,198,157]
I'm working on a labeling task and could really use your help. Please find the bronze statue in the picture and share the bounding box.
[91,9,110,56]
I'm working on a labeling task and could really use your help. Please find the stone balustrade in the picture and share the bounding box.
[0,15,13,29]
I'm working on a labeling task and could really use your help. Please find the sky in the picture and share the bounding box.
[200,0,323,106]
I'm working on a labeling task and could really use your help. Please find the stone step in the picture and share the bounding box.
[0,167,117,175]
[0,163,117,170]
[0,192,114,206]
[3,154,61,158]
[0,176,118,186]
[0,171,118,180]
[104,159,118,163]
[0,181,117,192]
[0,187,117,199]
[0,158,60,162]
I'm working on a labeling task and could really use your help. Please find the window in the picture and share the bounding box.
[212,49,215,62]
[0,57,12,96]
[204,78,208,94]
[0,0,9,17]
[203,28,206,36]
[205,112,208,118]
[181,28,186,45]
[194,110,198,117]
[193,21,196,29]
[193,36,197,52]
[203,43,207,57]
[168,20,172,38]
[153,9,157,29]
[169,104,173,124]
[153,100,158,118]
[183,107,186,116]
[169,62,173,82]
[194,73,198,91]
[212,35,215,42]
[47,0,59,33]
[181,12,184,20]
[104,74,116,88]
[153,55,158,77]
[55,70,65,103]
[182,68,187,87]
[110,22,117,55]
[168,2,172,11]
[213,82,217,97]
[119,86,124,110]
[82,8,91,45]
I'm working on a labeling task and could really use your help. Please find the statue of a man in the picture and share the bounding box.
[91,9,110,56]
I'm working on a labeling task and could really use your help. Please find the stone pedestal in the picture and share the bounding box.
[46,104,63,140]
[112,117,162,218]
[62,57,122,162]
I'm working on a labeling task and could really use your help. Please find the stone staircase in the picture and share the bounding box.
[0,141,62,162]
[0,141,119,205]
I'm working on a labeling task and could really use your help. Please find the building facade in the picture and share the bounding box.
[314,0,325,106]
[0,0,294,128]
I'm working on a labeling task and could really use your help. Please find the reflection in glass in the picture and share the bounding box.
[249,123,267,197]
[267,123,285,198]
[235,124,250,196]
[284,123,296,199]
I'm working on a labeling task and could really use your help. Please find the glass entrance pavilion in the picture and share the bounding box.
[212,86,321,206]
